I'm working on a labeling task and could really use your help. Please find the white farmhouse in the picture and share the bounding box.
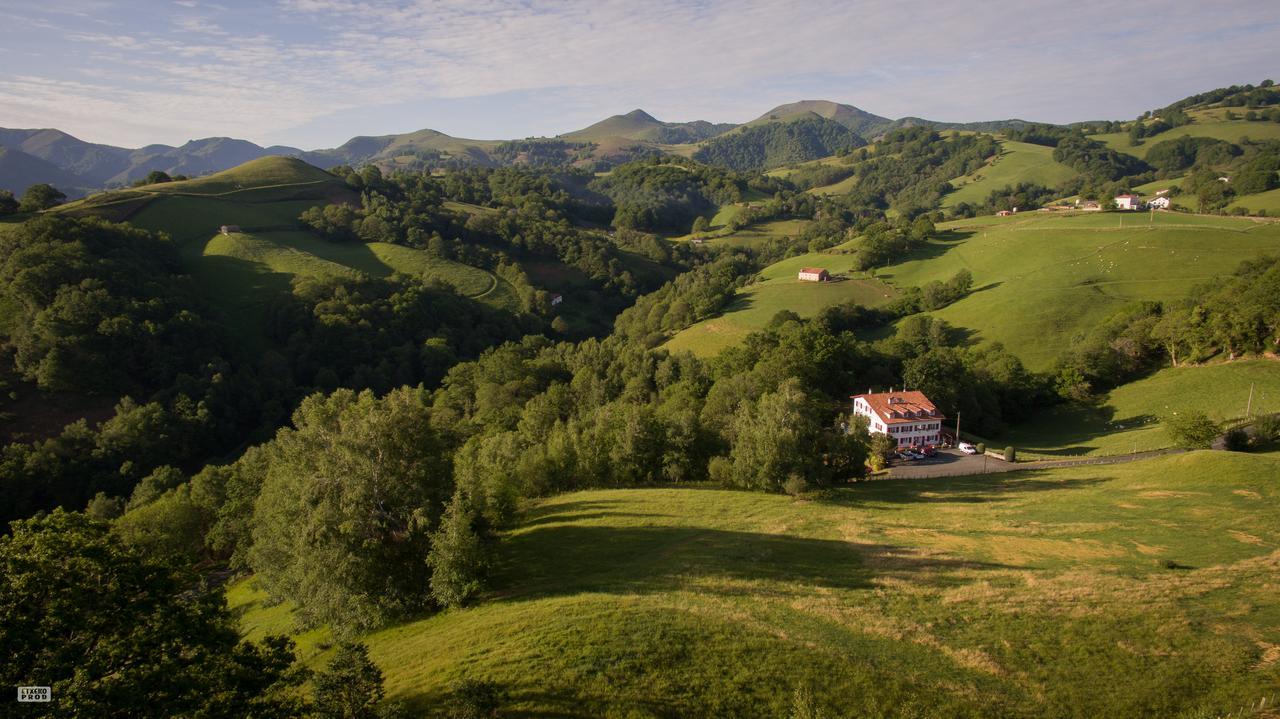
[850,390,946,449]
[1148,196,1171,209]
[798,267,830,282]
[1114,194,1143,210]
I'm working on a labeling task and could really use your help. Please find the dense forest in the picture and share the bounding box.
[693,117,867,171]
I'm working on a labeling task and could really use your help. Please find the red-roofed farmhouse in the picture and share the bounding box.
[851,390,945,448]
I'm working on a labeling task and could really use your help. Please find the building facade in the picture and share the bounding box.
[798,268,830,282]
[850,390,945,448]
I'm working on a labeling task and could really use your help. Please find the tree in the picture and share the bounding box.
[313,642,395,719]
[726,379,825,491]
[868,432,897,471]
[427,498,489,608]
[691,215,709,234]
[249,387,452,634]
[0,510,305,717]
[18,183,66,212]
[1163,410,1220,449]
[0,189,17,215]
[134,170,173,186]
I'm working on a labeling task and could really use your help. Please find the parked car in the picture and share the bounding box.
[896,451,917,461]
[920,446,937,457]
[958,442,978,455]
[905,449,926,460]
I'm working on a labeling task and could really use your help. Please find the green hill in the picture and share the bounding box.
[1093,108,1280,159]
[998,359,1280,458]
[561,109,734,144]
[942,140,1078,208]
[231,450,1280,717]
[877,211,1280,370]
[56,157,518,344]
[664,251,897,356]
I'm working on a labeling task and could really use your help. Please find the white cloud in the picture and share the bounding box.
[0,0,1277,147]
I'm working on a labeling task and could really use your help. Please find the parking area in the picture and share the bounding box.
[886,448,1017,479]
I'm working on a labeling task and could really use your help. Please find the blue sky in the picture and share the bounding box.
[0,0,1277,149]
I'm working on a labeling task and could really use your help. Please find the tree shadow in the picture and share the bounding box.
[489,524,1017,604]
[827,471,1114,507]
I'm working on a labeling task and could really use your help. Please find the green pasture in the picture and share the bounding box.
[230,450,1280,717]
[943,140,1078,208]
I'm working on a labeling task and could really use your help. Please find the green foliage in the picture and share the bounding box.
[313,642,394,719]
[248,387,451,633]
[133,170,173,187]
[0,189,17,215]
[427,498,490,608]
[590,157,745,232]
[1052,135,1149,182]
[1004,446,1017,462]
[0,214,220,394]
[18,183,66,212]
[1163,411,1220,449]
[725,379,827,491]
[446,678,504,719]
[694,117,866,171]
[0,510,305,717]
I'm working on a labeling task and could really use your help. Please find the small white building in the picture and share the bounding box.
[798,267,830,282]
[1114,194,1142,210]
[851,390,946,448]
[1148,196,1171,209]
[220,224,242,234]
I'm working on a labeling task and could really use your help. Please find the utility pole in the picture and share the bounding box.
[954,411,961,448]
[1246,382,1255,419]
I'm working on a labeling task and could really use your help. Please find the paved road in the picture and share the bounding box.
[886,447,1185,479]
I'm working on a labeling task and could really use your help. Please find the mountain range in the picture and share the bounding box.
[0,101,1036,197]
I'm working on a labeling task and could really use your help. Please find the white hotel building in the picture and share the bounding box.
[851,390,945,448]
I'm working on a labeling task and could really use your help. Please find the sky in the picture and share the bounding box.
[0,0,1277,150]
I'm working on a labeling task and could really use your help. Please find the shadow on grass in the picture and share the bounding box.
[829,471,1113,507]
[489,523,1017,604]
[1005,402,1161,457]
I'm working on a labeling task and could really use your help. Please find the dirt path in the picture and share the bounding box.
[887,447,1186,479]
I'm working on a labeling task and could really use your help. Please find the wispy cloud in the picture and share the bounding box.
[0,0,1276,148]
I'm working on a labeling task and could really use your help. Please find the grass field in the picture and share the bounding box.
[674,218,811,248]
[943,141,1078,208]
[878,211,1280,370]
[1093,118,1280,159]
[230,450,1280,717]
[1231,186,1280,214]
[999,359,1280,458]
[664,252,897,356]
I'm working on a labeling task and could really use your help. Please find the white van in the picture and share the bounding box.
[958,442,978,455]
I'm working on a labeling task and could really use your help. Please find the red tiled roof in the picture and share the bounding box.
[851,391,944,424]
[799,267,828,274]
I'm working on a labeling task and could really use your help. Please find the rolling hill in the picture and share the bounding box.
[942,140,1079,208]
[55,157,521,344]
[560,109,735,144]
[0,146,93,197]
[230,450,1280,717]
[876,211,1280,370]
[664,249,898,356]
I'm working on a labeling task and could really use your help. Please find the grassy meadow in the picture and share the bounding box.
[1093,117,1280,160]
[998,359,1280,458]
[230,450,1280,718]
[943,140,1078,208]
[878,211,1280,370]
[664,251,896,356]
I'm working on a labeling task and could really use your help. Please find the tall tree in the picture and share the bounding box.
[248,387,452,633]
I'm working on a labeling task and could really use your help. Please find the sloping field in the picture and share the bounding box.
[231,450,1280,718]
[664,251,896,356]
[1000,359,1280,458]
[1230,186,1280,214]
[879,211,1280,370]
[943,140,1078,208]
[1094,119,1280,159]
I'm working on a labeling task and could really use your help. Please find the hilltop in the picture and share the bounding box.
[560,109,735,144]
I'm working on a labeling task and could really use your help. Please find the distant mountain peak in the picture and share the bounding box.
[622,109,659,122]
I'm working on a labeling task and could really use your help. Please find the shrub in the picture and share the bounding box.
[783,474,809,497]
[1254,414,1280,443]
[1223,428,1251,452]
[447,679,503,719]
[1004,446,1017,462]
[1163,411,1220,449]
[975,442,986,454]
